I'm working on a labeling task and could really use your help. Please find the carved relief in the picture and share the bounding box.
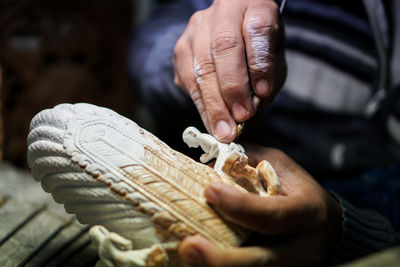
[27,103,281,266]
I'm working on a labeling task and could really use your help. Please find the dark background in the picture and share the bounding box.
[0,0,162,168]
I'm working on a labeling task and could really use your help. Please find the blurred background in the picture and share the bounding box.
[0,0,163,168]
[0,2,164,266]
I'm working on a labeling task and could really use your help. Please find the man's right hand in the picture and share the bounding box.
[173,0,286,143]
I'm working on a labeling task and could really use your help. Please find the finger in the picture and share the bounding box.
[173,28,211,132]
[173,29,193,95]
[179,235,277,267]
[180,234,330,267]
[242,146,313,187]
[210,0,254,124]
[204,183,320,234]
[243,0,280,98]
[190,10,237,141]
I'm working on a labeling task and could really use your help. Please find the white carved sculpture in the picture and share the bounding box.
[27,103,281,267]
[182,126,246,171]
[89,225,178,267]
[183,126,282,197]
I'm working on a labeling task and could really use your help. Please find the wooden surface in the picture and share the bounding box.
[0,162,98,267]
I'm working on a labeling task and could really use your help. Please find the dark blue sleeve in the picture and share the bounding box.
[128,0,211,120]
[329,191,400,264]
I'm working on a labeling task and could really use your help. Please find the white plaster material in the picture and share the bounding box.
[27,103,249,266]
[182,126,246,172]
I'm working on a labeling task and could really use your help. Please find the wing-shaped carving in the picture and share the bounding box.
[27,103,247,258]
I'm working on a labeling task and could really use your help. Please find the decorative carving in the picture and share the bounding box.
[182,126,246,171]
[28,103,281,266]
[89,225,175,267]
[183,126,282,196]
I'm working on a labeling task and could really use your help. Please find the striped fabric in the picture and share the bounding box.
[331,190,400,263]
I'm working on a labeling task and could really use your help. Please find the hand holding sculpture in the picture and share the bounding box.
[28,104,301,267]
[179,145,343,267]
[28,103,279,267]
[183,126,281,197]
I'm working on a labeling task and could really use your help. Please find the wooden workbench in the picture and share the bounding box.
[0,162,98,267]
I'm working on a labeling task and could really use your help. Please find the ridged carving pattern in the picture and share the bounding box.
[28,103,247,266]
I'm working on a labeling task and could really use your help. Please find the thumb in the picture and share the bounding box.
[179,235,277,267]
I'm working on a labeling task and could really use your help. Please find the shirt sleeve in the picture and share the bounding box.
[330,191,400,264]
[128,0,210,120]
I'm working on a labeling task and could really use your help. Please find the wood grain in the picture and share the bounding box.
[0,163,97,267]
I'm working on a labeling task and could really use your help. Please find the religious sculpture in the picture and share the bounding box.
[27,103,281,266]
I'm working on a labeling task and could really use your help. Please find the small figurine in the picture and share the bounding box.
[183,126,281,196]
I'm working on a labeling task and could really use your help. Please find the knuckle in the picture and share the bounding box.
[193,56,216,83]
[173,37,185,58]
[262,1,279,21]
[247,55,272,74]
[173,75,182,88]
[188,84,206,115]
[187,83,200,100]
[268,148,288,163]
[248,61,270,75]
[269,1,279,13]
[211,32,241,55]
[247,18,277,38]
[197,102,207,120]
[222,192,248,215]
[313,194,330,225]
[220,80,246,95]
[189,10,204,25]
[246,9,279,37]
[246,12,279,43]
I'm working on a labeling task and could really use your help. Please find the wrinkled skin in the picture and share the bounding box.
[179,145,343,267]
[173,0,286,142]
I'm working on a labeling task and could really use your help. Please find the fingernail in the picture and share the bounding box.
[231,102,249,122]
[204,186,219,206]
[255,79,269,97]
[184,247,203,266]
[214,120,233,141]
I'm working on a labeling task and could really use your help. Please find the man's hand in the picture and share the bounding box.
[179,146,342,267]
[173,0,286,142]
